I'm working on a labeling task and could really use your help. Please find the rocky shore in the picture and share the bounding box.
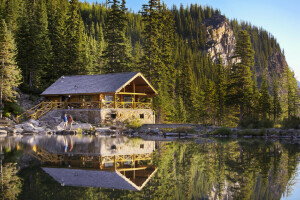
[1,120,300,143]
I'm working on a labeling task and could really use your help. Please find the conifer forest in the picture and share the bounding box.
[0,0,299,127]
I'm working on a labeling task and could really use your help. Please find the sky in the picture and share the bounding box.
[84,0,300,80]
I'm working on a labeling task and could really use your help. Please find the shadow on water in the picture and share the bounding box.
[0,135,300,200]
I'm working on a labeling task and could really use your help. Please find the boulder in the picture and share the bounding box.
[15,124,23,129]
[72,123,93,130]
[22,123,35,133]
[15,128,24,133]
[34,127,45,133]
[54,125,64,131]
[28,119,39,127]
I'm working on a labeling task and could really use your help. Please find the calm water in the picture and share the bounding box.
[0,135,300,200]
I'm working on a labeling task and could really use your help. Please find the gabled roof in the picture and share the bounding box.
[42,167,158,191]
[41,72,157,96]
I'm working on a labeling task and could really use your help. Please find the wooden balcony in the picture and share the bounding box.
[50,100,152,110]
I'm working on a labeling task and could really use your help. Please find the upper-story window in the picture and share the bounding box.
[79,95,92,101]
[105,95,113,102]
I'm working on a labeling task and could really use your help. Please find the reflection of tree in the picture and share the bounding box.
[0,163,22,200]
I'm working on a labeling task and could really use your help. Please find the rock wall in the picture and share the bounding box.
[40,108,155,125]
[40,109,101,124]
[204,14,238,66]
[100,108,155,124]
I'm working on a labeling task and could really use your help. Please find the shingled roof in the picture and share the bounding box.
[41,72,156,96]
[42,167,158,191]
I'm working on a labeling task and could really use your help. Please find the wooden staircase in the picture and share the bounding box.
[16,101,53,123]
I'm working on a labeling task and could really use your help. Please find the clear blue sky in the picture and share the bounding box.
[84,0,300,80]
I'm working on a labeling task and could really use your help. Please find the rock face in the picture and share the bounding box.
[268,51,287,79]
[204,14,238,66]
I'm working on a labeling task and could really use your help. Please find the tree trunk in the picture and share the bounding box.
[239,103,244,127]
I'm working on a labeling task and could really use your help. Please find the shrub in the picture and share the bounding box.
[124,118,142,129]
[3,102,24,118]
[281,116,300,129]
[77,128,83,135]
[237,129,266,136]
[211,127,232,136]
[240,117,273,129]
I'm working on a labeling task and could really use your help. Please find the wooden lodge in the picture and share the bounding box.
[17,72,157,124]
[41,72,157,110]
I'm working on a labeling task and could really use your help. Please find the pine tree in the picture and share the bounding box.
[95,24,105,73]
[16,0,51,91]
[175,96,186,123]
[258,74,271,120]
[101,0,132,73]
[46,0,69,83]
[65,0,87,75]
[0,19,21,116]
[226,30,254,125]
[140,0,163,83]
[272,78,281,123]
[215,56,226,125]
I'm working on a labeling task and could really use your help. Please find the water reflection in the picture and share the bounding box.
[18,136,157,191]
[0,136,300,199]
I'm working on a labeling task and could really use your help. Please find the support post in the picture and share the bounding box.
[133,84,135,109]
[113,94,116,108]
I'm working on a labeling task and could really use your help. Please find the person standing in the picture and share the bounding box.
[62,114,68,130]
[67,115,73,130]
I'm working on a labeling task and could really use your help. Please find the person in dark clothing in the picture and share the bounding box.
[67,115,73,130]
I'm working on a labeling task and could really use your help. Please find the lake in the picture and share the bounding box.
[0,135,299,200]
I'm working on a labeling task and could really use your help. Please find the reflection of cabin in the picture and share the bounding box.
[24,136,158,191]
[17,72,157,124]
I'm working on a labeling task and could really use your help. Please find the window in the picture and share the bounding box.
[79,95,92,101]
[124,96,132,102]
[105,95,113,102]
[111,114,117,119]
[140,144,144,149]
[140,114,144,119]
[111,145,116,150]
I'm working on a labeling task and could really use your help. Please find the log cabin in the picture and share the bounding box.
[17,72,157,124]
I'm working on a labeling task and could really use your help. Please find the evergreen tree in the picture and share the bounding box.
[140,0,163,83]
[46,0,69,83]
[226,30,254,125]
[65,0,87,75]
[272,77,281,123]
[16,0,51,91]
[101,0,132,73]
[175,96,186,123]
[0,19,21,116]
[258,74,271,120]
[95,24,105,73]
[215,56,226,125]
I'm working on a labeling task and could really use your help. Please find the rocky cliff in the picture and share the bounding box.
[203,14,289,87]
[204,14,238,66]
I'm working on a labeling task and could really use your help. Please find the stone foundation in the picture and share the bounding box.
[40,109,155,125]
[100,108,155,124]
